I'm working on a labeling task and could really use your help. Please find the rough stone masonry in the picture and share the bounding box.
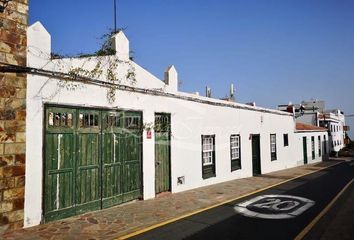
[0,0,28,233]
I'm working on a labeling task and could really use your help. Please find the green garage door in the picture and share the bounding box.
[102,111,142,208]
[44,106,142,222]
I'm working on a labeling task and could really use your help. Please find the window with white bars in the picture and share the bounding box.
[230,135,240,160]
[202,136,214,166]
[230,135,241,171]
[270,134,277,161]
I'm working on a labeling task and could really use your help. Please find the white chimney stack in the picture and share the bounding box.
[27,21,51,68]
[164,65,178,92]
[111,31,130,61]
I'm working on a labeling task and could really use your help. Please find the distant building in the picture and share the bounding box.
[278,100,349,154]
[319,109,347,153]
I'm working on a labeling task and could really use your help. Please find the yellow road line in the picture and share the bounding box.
[294,177,354,240]
[117,161,343,240]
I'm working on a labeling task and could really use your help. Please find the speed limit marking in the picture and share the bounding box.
[234,195,315,219]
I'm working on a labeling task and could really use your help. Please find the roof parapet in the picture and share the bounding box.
[110,31,130,61]
[164,65,178,92]
[27,21,51,68]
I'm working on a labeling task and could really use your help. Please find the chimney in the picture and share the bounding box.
[164,65,178,92]
[286,105,295,114]
[230,83,235,101]
[27,21,51,68]
[111,31,130,61]
[206,86,212,98]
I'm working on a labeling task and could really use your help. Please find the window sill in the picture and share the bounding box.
[202,174,216,180]
[231,166,241,172]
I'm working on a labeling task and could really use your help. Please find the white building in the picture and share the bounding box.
[319,109,346,153]
[24,22,328,227]
[278,100,348,154]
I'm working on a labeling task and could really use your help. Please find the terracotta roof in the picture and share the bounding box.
[296,123,328,132]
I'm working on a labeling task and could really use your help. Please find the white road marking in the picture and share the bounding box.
[234,195,315,219]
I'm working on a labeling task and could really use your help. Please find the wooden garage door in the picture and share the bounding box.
[76,109,102,214]
[102,111,142,208]
[44,106,142,222]
[44,107,76,221]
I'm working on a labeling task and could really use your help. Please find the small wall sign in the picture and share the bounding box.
[146,130,152,139]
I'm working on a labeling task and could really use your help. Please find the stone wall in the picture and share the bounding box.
[0,0,28,233]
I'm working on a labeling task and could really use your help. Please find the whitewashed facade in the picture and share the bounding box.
[319,110,346,152]
[24,22,328,227]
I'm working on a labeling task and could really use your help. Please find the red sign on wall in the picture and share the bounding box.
[146,131,152,139]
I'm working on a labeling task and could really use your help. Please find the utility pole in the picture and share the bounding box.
[114,0,117,33]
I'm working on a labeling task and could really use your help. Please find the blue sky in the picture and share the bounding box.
[30,0,354,137]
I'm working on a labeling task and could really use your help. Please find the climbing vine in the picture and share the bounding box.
[50,30,137,103]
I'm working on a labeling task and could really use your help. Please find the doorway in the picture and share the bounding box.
[154,113,171,194]
[303,137,308,164]
[252,135,261,176]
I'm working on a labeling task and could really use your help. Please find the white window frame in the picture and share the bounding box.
[230,135,240,161]
[202,136,214,166]
[271,135,276,152]
[270,134,277,161]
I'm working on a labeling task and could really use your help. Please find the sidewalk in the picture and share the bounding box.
[1,160,342,240]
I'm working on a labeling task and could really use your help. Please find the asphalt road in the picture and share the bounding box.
[130,161,354,240]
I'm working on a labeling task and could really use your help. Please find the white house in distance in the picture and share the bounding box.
[24,22,328,227]
[319,110,347,153]
[278,100,348,154]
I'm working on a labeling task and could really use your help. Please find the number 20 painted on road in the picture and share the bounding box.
[234,195,315,219]
[252,198,301,211]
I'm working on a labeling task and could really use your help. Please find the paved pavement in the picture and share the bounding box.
[129,159,354,240]
[0,159,345,240]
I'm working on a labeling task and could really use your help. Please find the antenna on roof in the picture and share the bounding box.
[114,0,117,33]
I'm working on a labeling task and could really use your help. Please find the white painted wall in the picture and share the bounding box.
[294,131,329,165]
[328,122,345,152]
[24,22,327,227]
